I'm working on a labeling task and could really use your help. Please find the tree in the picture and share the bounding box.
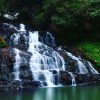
[0,0,9,14]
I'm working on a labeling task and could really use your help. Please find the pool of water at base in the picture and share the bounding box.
[0,86,100,100]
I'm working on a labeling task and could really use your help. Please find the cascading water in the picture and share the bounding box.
[87,61,99,74]
[65,51,99,74]
[11,24,27,81]
[28,31,65,86]
[14,48,21,81]
[19,24,26,32]
[2,23,98,87]
[68,72,76,86]
[65,51,89,74]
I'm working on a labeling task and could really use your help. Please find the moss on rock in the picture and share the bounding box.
[0,36,6,48]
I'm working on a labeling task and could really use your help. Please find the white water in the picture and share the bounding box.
[3,13,19,20]
[66,52,89,74]
[14,48,21,81]
[65,51,99,74]
[8,23,99,87]
[68,72,76,86]
[87,61,99,74]
[19,24,26,32]
[10,24,27,46]
[28,31,65,86]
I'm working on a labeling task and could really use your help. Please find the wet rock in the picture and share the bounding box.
[22,80,41,89]
[89,74,100,82]
[10,80,21,90]
[0,81,9,92]
[58,50,78,73]
[75,74,100,84]
[59,71,72,85]
[54,74,60,85]
[8,73,15,81]
[50,70,58,74]
[42,81,48,86]
[0,47,14,72]
[20,70,33,80]
[67,60,78,72]
[75,74,90,84]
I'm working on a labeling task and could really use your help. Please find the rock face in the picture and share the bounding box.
[0,23,99,91]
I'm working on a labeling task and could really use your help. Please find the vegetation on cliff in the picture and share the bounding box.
[0,0,100,31]
[0,36,6,48]
[77,42,100,67]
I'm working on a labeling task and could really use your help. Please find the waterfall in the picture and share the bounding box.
[14,48,21,81]
[10,23,26,81]
[27,31,65,86]
[3,23,98,87]
[65,52,89,74]
[87,61,99,74]
[65,51,99,74]
[19,24,26,32]
[68,72,76,86]
[10,23,27,46]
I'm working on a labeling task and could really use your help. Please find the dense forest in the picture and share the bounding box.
[0,0,100,41]
[0,0,100,67]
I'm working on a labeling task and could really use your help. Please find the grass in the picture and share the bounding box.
[77,42,100,67]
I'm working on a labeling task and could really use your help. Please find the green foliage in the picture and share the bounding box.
[77,42,100,67]
[51,15,77,27]
[0,36,6,48]
[0,0,9,13]
[0,0,100,35]
[90,0,100,17]
[34,12,45,24]
[90,9,100,17]
[33,0,100,28]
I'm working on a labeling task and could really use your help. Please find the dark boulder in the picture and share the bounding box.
[59,71,72,85]
[20,70,33,80]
